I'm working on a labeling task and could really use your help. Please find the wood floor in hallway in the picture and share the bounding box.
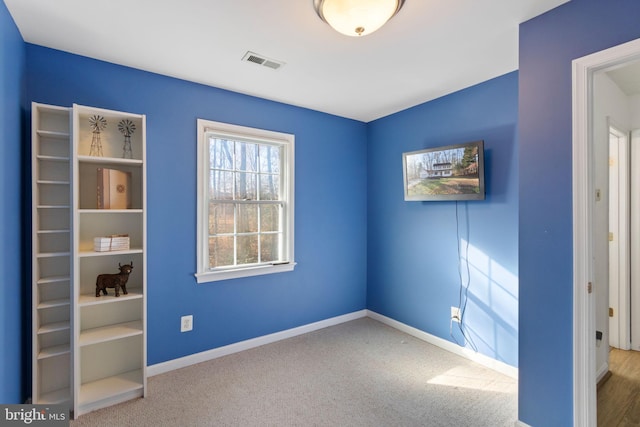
[598,348,640,426]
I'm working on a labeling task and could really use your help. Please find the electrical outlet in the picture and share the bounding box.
[181,315,193,332]
[451,307,461,323]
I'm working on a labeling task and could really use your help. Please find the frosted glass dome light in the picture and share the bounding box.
[314,0,405,37]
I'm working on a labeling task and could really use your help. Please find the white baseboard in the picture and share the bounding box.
[148,310,368,376]
[366,310,518,379]
[149,309,517,381]
[514,421,532,427]
[596,361,609,383]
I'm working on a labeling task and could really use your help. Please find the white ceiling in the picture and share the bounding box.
[607,61,640,96]
[5,0,569,122]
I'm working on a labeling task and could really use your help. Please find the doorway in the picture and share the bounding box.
[608,124,631,352]
[573,38,640,427]
[601,64,640,355]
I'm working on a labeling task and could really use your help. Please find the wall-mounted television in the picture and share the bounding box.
[403,140,485,201]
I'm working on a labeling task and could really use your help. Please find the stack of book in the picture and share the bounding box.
[94,234,130,252]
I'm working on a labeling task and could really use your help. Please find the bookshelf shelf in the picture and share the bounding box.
[37,180,71,185]
[78,155,143,166]
[37,130,71,139]
[39,387,71,406]
[79,321,143,347]
[78,249,143,258]
[38,298,71,309]
[79,209,143,214]
[37,275,70,285]
[38,155,71,162]
[39,344,71,360]
[38,321,70,334]
[37,251,72,258]
[78,291,143,307]
[78,370,143,412]
[38,229,71,234]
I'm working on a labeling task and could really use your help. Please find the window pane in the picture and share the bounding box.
[209,236,234,268]
[235,172,257,200]
[235,142,258,172]
[260,234,280,263]
[260,205,280,232]
[210,138,233,170]
[209,203,234,234]
[259,174,280,200]
[237,204,258,233]
[237,235,258,265]
[259,145,280,174]
[210,170,234,200]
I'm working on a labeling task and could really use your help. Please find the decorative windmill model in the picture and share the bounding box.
[118,119,136,159]
[88,115,107,157]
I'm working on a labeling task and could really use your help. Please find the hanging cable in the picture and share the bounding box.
[451,201,478,351]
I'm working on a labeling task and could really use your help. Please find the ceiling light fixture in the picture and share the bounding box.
[314,0,405,37]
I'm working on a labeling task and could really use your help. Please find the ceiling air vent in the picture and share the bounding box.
[242,51,285,71]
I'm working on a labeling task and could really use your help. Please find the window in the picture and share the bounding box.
[196,119,295,283]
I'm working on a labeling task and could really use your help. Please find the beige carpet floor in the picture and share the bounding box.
[71,317,517,426]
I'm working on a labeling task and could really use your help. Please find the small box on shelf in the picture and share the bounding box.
[94,235,130,252]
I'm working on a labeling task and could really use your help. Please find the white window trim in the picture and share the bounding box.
[195,119,295,283]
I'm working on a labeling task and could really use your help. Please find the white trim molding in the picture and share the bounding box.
[572,50,597,427]
[514,421,533,427]
[148,310,367,376]
[572,36,640,427]
[367,310,518,379]
[149,309,518,381]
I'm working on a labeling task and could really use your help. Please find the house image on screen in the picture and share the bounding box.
[420,162,453,178]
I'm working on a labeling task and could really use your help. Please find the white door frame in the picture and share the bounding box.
[608,124,630,350]
[632,129,640,351]
[573,37,640,427]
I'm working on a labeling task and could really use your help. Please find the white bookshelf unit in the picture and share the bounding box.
[72,104,147,418]
[31,103,73,408]
[31,102,147,418]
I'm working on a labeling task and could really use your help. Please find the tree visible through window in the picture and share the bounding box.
[208,138,283,268]
[196,119,294,283]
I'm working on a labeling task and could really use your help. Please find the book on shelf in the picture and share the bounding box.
[94,234,130,252]
[97,167,131,209]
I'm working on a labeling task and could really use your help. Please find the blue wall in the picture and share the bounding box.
[519,0,640,425]
[0,1,25,403]
[367,72,519,367]
[25,45,368,365]
[7,1,640,421]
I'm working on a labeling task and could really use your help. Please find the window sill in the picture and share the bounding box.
[195,262,296,283]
